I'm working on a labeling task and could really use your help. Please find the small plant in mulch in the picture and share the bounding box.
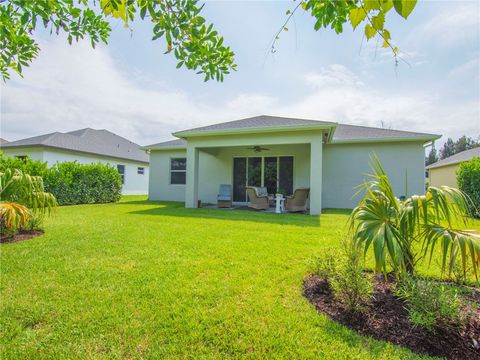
[305,250,480,359]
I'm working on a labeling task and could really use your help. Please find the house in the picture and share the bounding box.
[144,115,439,214]
[427,147,480,188]
[0,128,149,195]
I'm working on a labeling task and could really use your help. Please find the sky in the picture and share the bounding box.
[1,0,479,148]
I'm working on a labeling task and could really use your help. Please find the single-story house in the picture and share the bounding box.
[427,147,480,188]
[0,128,149,195]
[144,115,439,215]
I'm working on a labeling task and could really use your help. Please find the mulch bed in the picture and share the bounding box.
[303,274,480,359]
[0,230,44,244]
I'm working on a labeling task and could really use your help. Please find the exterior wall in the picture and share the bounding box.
[149,149,187,201]
[322,141,426,209]
[1,147,45,162]
[429,164,459,188]
[148,144,311,204]
[1,147,149,195]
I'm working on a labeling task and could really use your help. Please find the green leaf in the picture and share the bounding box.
[393,0,417,19]
[382,0,394,12]
[349,7,367,30]
[365,24,376,40]
[364,0,382,11]
[371,13,385,30]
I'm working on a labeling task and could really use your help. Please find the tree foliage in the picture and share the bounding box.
[350,156,480,282]
[439,136,480,160]
[276,0,418,60]
[0,0,236,81]
[1,0,419,82]
[425,144,438,166]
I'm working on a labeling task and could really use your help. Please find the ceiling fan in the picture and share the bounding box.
[247,145,270,153]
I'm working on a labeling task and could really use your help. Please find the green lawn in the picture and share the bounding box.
[1,197,479,359]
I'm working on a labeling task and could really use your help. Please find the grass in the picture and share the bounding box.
[1,196,479,359]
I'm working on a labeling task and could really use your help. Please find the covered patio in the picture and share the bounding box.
[182,129,328,215]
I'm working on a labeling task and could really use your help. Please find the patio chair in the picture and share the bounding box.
[285,188,310,212]
[217,184,232,208]
[246,186,269,210]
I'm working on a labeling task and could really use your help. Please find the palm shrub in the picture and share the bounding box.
[350,156,480,281]
[0,169,57,236]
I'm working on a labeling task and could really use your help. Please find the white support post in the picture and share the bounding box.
[185,145,199,208]
[309,140,323,215]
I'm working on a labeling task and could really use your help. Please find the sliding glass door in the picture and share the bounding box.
[232,156,294,202]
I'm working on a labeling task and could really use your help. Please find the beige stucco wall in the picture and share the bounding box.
[322,141,426,209]
[429,164,459,188]
[1,147,149,195]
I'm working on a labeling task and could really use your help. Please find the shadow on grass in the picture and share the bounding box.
[120,200,352,227]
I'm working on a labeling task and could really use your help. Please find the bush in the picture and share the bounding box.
[44,162,122,205]
[311,245,372,313]
[0,154,122,205]
[457,157,480,218]
[394,275,467,332]
[330,244,373,313]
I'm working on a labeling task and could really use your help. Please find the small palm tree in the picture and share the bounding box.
[0,169,57,233]
[350,156,480,281]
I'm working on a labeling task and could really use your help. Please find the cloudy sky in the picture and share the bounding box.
[1,1,479,147]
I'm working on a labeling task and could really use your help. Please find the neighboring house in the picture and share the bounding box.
[144,115,439,214]
[426,147,480,188]
[0,128,149,195]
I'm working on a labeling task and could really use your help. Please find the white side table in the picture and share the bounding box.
[275,194,285,214]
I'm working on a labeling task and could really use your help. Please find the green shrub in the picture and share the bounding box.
[20,212,45,232]
[394,275,466,332]
[330,244,373,313]
[44,162,122,205]
[457,157,480,218]
[0,154,122,205]
[311,245,372,313]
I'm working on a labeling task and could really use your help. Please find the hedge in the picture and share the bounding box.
[457,157,480,218]
[0,154,122,205]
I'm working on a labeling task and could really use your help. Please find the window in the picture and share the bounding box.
[117,164,125,184]
[137,167,145,175]
[170,158,186,184]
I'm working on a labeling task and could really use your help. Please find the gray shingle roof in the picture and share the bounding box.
[146,116,439,149]
[426,147,480,169]
[144,139,187,150]
[0,128,149,163]
[173,115,336,136]
[332,124,439,143]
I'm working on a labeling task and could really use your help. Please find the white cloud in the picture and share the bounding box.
[408,3,480,48]
[1,38,478,148]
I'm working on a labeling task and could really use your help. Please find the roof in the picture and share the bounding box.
[0,138,8,144]
[172,115,337,137]
[332,124,440,143]
[144,115,440,150]
[426,147,480,169]
[0,128,149,163]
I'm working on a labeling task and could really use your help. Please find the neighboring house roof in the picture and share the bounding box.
[0,128,149,163]
[426,147,480,170]
[144,115,439,150]
[0,138,8,144]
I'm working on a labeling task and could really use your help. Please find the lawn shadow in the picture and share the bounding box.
[120,200,349,227]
